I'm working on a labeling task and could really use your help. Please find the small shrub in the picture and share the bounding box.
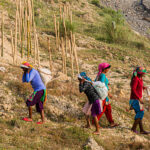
[131,41,145,49]
[91,0,100,7]
[97,13,128,44]
[59,19,75,38]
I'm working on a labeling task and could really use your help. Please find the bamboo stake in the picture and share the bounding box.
[61,37,65,74]
[57,21,60,51]
[72,34,79,73]
[21,18,24,58]
[54,15,58,50]
[48,37,53,71]
[34,24,37,64]
[70,11,72,24]
[59,5,62,20]
[27,17,30,58]
[11,29,15,63]
[24,2,28,40]
[63,13,67,37]
[31,0,34,27]
[68,39,74,78]
[1,11,4,57]
[14,11,18,64]
[36,33,40,67]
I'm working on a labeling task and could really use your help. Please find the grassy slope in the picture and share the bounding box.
[0,0,150,149]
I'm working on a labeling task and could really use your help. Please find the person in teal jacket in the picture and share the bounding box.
[96,63,118,127]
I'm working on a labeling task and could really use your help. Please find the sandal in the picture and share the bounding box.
[37,121,44,124]
[110,123,119,127]
[22,117,33,122]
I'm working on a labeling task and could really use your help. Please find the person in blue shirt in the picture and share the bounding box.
[96,63,118,127]
[21,61,46,124]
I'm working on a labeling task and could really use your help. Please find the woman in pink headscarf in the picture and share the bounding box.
[96,63,118,127]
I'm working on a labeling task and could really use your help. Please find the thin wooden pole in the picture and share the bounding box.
[36,33,40,67]
[34,23,36,64]
[11,29,15,63]
[48,37,53,71]
[61,37,65,74]
[14,11,18,64]
[68,39,74,78]
[54,15,58,50]
[57,21,60,50]
[72,34,79,73]
[59,5,62,20]
[21,18,24,58]
[27,17,30,59]
[1,11,4,57]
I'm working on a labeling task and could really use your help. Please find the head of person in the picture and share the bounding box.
[130,66,147,86]
[78,72,92,82]
[20,61,33,72]
[98,63,111,76]
[133,66,147,78]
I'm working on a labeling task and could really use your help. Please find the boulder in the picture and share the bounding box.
[84,137,104,150]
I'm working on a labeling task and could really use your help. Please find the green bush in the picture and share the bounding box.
[91,0,100,7]
[59,19,75,38]
[97,11,128,43]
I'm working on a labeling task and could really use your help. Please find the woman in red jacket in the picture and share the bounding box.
[130,67,149,134]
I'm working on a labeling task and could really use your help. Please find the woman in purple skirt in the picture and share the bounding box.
[78,72,101,135]
[21,61,46,124]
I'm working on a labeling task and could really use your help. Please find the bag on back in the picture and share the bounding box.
[38,68,52,86]
[93,81,108,100]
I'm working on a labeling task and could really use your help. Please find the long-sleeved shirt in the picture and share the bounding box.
[98,73,109,102]
[22,68,46,92]
[130,76,143,100]
[79,81,100,104]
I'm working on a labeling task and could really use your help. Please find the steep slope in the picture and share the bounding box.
[0,0,150,149]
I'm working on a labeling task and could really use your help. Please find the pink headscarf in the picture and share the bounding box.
[97,63,111,76]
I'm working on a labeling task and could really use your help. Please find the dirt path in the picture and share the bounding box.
[101,0,150,37]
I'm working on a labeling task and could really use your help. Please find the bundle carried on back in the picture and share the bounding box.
[78,73,108,100]
[38,67,52,86]
[93,81,108,100]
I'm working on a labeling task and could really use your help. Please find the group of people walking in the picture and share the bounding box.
[19,61,149,135]
[78,63,149,135]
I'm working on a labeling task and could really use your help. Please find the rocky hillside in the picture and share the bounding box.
[101,0,150,37]
[0,0,150,149]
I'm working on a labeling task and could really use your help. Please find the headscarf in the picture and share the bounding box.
[132,66,147,77]
[78,72,92,82]
[97,63,111,77]
[20,61,33,69]
[130,66,147,86]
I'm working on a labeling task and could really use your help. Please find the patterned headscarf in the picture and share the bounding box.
[130,66,147,86]
[20,61,33,69]
[132,66,147,77]
[97,63,111,76]
[78,72,92,82]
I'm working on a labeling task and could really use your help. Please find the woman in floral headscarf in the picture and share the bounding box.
[20,61,47,124]
[130,66,149,134]
[95,63,118,127]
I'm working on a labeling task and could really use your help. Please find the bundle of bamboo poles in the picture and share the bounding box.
[53,3,79,78]
[10,0,40,66]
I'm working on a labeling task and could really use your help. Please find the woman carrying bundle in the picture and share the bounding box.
[96,63,118,127]
[78,72,101,135]
[21,61,47,124]
[130,66,149,134]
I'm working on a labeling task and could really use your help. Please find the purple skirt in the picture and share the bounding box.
[26,90,44,112]
[91,100,101,117]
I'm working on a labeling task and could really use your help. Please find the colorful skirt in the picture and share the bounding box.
[26,89,47,112]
